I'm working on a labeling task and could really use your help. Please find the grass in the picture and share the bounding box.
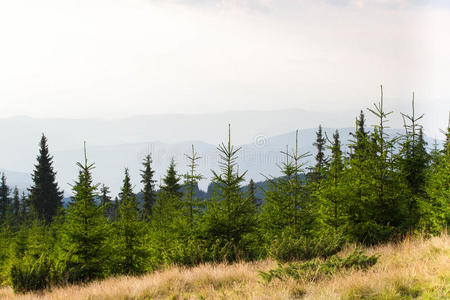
[0,233,448,299]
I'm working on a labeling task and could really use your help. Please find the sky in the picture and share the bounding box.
[0,0,449,136]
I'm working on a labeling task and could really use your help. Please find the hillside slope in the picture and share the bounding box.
[0,234,448,300]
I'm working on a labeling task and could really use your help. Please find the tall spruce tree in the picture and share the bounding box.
[311,125,327,182]
[0,173,10,223]
[317,130,344,231]
[399,96,429,227]
[345,111,371,240]
[12,186,20,223]
[115,169,147,274]
[140,154,156,219]
[183,145,203,228]
[202,124,257,261]
[363,85,405,243]
[60,143,108,283]
[29,134,63,223]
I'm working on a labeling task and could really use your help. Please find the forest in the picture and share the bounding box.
[0,88,448,294]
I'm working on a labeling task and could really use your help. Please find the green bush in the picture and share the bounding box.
[267,230,345,262]
[9,255,53,293]
[163,238,208,266]
[260,248,378,283]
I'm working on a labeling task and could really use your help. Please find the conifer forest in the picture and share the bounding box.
[0,88,448,294]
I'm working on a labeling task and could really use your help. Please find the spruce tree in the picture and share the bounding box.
[202,125,257,261]
[29,134,63,223]
[140,154,156,219]
[350,110,369,155]
[183,145,203,228]
[12,186,20,223]
[311,125,327,182]
[362,85,405,243]
[317,130,344,231]
[161,158,182,199]
[262,131,311,237]
[423,119,450,233]
[112,197,120,222]
[100,184,113,220]
[60,143,108,283]
[247,179,261,210]
[115,169,147,274]
[0,173,10,223]
[399,96,429,227]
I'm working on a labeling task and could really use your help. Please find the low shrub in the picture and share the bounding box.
[9,255,53,293]
[260,248,378,283]
[267,230,345,262]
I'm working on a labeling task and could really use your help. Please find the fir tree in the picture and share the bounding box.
[112,197,120,222]
[12,186,20,223]
[202,124,257,261]
[247,179,261,210]
[140,154,156,219]
[262,131,312,237]
[422,117,450,233]
[311,125,327,182]
[317,130,344,231]
[399,96,429,227]
[350,110,369,155]
[60,143,108,283]
[99,184,113,220]
[161,158,182,199]
[361,85,405,243]
[0,173,10,223]
[29,134,63,223]
[183,145,203,228]
[115,169,147,274]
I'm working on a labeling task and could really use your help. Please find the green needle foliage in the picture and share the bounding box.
[141,154,157,219]
[29,134,64,223]
[202,124,257,262]
[260,248,378,283]
[113,169,148,275]
[59,143,108,284]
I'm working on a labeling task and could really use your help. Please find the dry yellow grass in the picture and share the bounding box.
[0,234,448,300]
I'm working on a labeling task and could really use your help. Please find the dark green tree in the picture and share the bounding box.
[161,158,182,199]
[99,184,113,220]
[399,95,429,227]
[0,173,10,223]
[316,130,344,231]
[140,154,156,219]
[247,179,261,210]
[29,134,64,223]
[310,125,327,182]
[114,169,147,274]
[422,119,450,233]
[12,186,21,223]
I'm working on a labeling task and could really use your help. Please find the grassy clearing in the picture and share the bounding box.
[0,234,448,300]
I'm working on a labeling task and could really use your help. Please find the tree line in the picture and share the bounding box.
[0,87,448,292]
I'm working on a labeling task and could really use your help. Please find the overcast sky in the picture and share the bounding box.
[0,0,449,136]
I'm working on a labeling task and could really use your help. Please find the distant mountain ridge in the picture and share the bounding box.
[1,124,441,197]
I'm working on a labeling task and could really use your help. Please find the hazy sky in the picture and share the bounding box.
[0,0,449,134]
